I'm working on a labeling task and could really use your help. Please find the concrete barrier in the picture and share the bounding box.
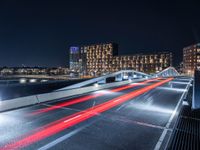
[0,78,145,112]
[0,96,38,112]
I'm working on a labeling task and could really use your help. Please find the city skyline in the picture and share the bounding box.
[69,43,172,76]
[0,0,200,67]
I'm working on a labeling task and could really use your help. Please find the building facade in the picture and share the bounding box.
[111,53,172,74]
[0,67,69,76]
[69,47,81,72]
[183,43,200,76]
[80,43,118,76]
[69,43,172,76]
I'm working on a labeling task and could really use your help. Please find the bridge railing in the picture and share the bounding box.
[152,67,180,77]
[57,70,150,91]
[58,67,181,91]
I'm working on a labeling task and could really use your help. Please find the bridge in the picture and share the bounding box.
[0,67,198,150]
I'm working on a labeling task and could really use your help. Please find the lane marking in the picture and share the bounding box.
[154,79,192,150]
[38,121,95,150]
[114,116,166,130]
[170,81,190,85]
[115,103,126,111]
[64,115,82,123]
[92,101,96,108]
[134,121,167,130]
[42,104,82,112]
[156,87,187,92]
[114,99,121,102]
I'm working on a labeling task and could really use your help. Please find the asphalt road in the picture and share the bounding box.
[0,77,190,150]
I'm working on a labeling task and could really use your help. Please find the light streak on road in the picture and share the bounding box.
[0,78,172,150]
[31,78,160,115]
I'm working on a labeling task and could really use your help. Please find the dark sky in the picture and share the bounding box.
[0,0,200,67]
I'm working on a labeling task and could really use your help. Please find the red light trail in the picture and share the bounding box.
[0,78,173,150]
[31,78,159,115]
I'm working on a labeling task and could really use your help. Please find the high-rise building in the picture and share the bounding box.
[80,43,118,76]
[183,43,200,76]
[69,43,173,77]
[69,47,81,72]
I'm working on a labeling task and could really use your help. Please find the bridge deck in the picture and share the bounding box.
[0,77,188,150]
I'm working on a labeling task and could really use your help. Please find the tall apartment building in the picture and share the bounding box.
[183,43,200,76]
[80,43,118,76]
[69,43,172,76]
[69,46,81,72]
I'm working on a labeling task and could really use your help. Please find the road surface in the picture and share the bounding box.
[0,77,189,150]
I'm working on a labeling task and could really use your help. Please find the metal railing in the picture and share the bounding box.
[57,70,150,91]
[153,67,180,77]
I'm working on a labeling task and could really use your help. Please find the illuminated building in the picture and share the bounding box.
[69,47,81,72]
[69,43,172,76]
[183,43,200,76]
[80,43,118,76]
[0,67,69,76]
[112,53,172,74]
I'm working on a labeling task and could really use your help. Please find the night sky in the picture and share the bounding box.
[0,0,200,67]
